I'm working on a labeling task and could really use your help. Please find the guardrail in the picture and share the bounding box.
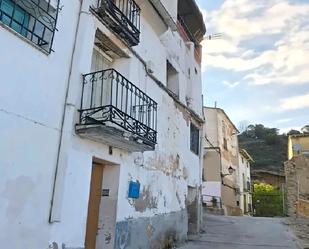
[79,69,157,145]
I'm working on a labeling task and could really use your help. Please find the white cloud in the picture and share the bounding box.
[276,118,292,124]
[279,93,309,111]
[222,80,240,88]
[279,126,303,134]
[201,0,309,86]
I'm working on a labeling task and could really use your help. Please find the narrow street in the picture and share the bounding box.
[179,214,300,249]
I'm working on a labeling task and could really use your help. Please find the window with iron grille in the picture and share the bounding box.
[0,0,59,53]
[190,123,200,155]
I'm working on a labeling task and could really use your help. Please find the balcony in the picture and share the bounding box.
[177,15,202,65]
[94,0,140,46]
[177,0,206,65]
[76,69,157,151]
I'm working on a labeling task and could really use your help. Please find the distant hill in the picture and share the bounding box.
[238,124,288,174]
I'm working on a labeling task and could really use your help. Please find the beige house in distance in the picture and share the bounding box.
[287,134,309,160]
[202,107,241,215]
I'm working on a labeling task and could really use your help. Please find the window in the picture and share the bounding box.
[222,121,226,136]
[166,61,179,97]
[0,0,29,36]
[223,138,228,150]
[190,123,200,155]
[0,0,59,53]
[246,181,251,191]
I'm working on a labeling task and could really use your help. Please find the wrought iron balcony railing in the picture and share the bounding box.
[95,0,140,46]
[0,0,59,53]
[78,69,157,147]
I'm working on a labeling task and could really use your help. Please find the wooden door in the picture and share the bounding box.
[85,163,104,249]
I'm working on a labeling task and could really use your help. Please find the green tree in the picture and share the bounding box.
[253,183,284,217]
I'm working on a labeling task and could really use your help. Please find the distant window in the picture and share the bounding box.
[190,123,200,155]
[166,60,179,97]
[241,157,244,163]
[246,181,251,191]
[222,121,226,135]
[223,138,228,150]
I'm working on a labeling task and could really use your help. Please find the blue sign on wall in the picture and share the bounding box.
[128,181,140,199]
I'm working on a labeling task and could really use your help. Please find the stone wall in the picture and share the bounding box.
[285,156,309,217]
[225,205,242,216]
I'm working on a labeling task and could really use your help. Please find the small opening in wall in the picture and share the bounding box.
[166,60,179,97]
[109,146,113,155]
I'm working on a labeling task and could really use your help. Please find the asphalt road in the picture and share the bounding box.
[179,214,300,249]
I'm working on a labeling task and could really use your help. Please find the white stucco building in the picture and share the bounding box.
[237,149,253,214]
[0,0,206,248]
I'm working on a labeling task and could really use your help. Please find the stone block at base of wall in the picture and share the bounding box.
[298,199,309,218]
[115,210,188,249]
[225,205,242,216]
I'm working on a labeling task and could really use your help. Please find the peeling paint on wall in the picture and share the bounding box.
[145,153,187,179]
[133,185,158,212]
[146,224,155,237]
[115,210,188,249]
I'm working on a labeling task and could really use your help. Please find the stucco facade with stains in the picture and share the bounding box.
[202,107,241,215]
[0,0,206,248]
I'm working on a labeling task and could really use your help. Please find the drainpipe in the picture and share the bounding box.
[198,123,204,232]
[49,0,84,222]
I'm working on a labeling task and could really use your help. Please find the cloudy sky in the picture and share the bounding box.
[196,0,309,133]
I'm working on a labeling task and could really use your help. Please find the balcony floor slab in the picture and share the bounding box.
[75,124,155,152]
